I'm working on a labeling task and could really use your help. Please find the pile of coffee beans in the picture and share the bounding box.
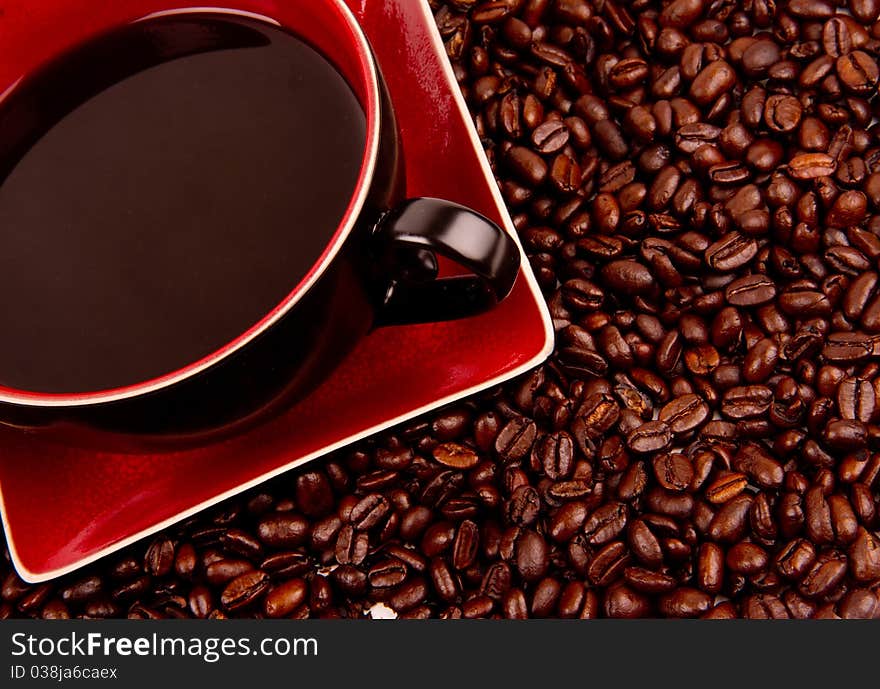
[5,0,880,618]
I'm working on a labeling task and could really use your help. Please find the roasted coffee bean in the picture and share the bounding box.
[722,386,773,419]
[600,260,655,295]
[733,443,784,489]
[257,514,309,548]
[350,494,390,531]
[849,527,880,581]
[295,471,334,517]
[789,153,837,179]
[583,503,628,545]
[206,559,254,586]
[658,394,709,434]
[433,442,480,469]
[628,519,663,569]
[604,584,652,618]
[627,421,672,453]
[495,417,538,462]
[837,51,879,94]
[335,525,369,566]
[798,551,848,598]
[387,578,428,613]
[144,538,174,577]
[652,453,694,492]
[764,95,803,133]
[725,276,777,307]
[705,233,758,273]
[709,494,754,543]
[506,145,548,186]
[263,579,307,618]
[705,473,748,504]
[532,120,570,154]
[534,431,574,480]
[838,378,876,422]
[658,588,712,618]
[587,541,630,586]
[726,542,769,575]
[60,576,103,605]
[515,530,549,582]
[697,543,724,595]
[221,571,269,612]
[690,61,737,106]
[506,485,541,527]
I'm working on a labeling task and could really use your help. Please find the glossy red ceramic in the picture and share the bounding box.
[0,0,553,582]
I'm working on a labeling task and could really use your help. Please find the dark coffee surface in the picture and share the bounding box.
[0,14,366,393]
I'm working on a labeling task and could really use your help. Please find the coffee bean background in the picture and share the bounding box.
[5,0,880,618]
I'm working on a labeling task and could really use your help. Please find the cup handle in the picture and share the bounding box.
[371,197,521,326]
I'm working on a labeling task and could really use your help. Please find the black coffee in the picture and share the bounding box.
[0,13,366,393]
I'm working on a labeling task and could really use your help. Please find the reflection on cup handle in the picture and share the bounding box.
[371,197,521,326]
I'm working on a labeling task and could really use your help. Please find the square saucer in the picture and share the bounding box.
[0,0,553,583]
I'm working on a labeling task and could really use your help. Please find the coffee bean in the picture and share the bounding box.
[627,421,673,453]
[583,502,628,545]
[823,332,873,363]
[838,378,876,422]
[433,442,480,469]
[263,579,307,618]
[726,542,769,575]
[295,471,334,517]
[788,152,837,179]
[837,51,879,94]
[849,527,880,581]
[260,552,310,578]
[709,494,754,542]
[652,453,694,492]
[221,571,269,611]
[733,442,784,489]
[658,394,709,434]
[705,233,758,273]
[206,559,254,586]
[495,417,538,462]
[600,260,655,295]
[144,537,174,577]
[605,584,652,618]
[587,541,630,586]
[534,431,574,480]
[722,386,773,419]
[690,61,737,105]
[387,578,428,613]
[628,519,664,569]
[573,393,620,441]
[658,587,712,618]
[335,525,369,565]
[624,566,677,594]
[506,145,548,186]
[349,494,390,531]
[515,530,549,582]
[697,542,725,594]
[256,513,309,548]
[725,275,777,307]
[506,485,541,526]
[798,551,847,598]
[764,94,803,132]
[705,472,748,504]
[823,17,853,57]
[60,576,103,605]
[532,120,570,154]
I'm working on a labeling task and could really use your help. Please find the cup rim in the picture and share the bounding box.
[0,0,382,408]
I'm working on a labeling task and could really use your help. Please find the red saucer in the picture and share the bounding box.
[0,0,553,582]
